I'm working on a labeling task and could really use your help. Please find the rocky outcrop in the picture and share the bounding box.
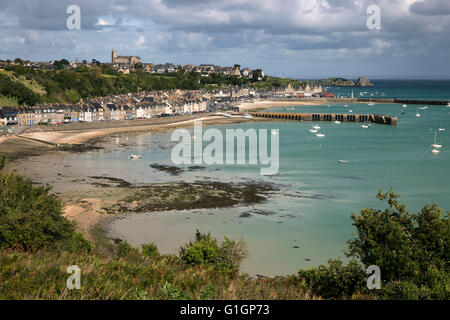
[355,77,374,87]
[320,78,355,87]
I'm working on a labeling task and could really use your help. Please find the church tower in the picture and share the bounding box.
[112,49,117,64]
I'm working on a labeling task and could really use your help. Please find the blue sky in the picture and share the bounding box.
[0,0,449,79]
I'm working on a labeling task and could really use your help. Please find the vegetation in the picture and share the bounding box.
[0,156,447,299]
[299,189,449,299]
[0,62,305,107]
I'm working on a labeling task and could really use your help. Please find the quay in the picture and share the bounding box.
[250,112,398,125]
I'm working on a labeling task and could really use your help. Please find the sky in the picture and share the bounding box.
[0,0,449,79]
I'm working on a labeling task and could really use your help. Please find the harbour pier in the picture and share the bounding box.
[250,112,398,125]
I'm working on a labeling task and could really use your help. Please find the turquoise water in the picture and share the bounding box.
[63,80,450,276]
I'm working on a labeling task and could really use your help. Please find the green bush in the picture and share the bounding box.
[180,230,247,274]
[117,240,139,258]
[0,156,75,251]
[298,259,366,299]
[56,232,93,253]
[347,189,449,289]
[142,243,160,258]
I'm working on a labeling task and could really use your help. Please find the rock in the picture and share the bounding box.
[355,77,374,87]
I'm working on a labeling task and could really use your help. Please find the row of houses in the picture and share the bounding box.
[0,98,208,126]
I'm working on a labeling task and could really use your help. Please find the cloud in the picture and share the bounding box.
[410,0,450,15]
[0,0,449,77]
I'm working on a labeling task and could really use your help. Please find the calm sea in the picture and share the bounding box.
[69,80,450,276]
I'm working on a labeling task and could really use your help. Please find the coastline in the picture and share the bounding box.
[2,99,326,270]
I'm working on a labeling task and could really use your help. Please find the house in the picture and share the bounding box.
[0,107,20,125]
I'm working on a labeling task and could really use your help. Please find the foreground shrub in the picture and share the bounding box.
[180,230,247,275]
[0,156,75,251]
[298,259,366,299]
[142,243,160,258]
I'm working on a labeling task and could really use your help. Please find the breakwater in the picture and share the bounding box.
[250,112,398,125]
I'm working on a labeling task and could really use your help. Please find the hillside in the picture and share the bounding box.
[0,63,302,107]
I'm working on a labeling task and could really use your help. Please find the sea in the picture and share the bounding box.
[64,80,450,276]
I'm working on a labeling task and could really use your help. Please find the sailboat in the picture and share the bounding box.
[432,132,442,149]
[309,129,318,133]
[438,125,445,131]
[419,106,428,110]
[312,125,321,130]
[416,108,421,117]
[368,98,375,106]
[334,120,341,124]
[315,133,325,137]
[402,104,407,108]
[361,124,369,129]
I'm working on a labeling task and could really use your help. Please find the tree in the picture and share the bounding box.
[346,189,449,292]
[53,59,70,70]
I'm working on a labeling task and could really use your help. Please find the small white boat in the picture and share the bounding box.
[309,129,318,133]
[402,104,407,108]
[338,160,349,163]
[431,149,440,154]
[419,106,429,110]
[432,132,442,149]
[447,103,450,107]
[315,133,325,137]
[416,108,421,117]
[344,104,348,107]
[312,125,321,130]
[438,125,445,131]
[348,110,353,113]
[361,124,369,129]
[130,154,141,160]
[285,107,294,110]
[334,121,341,124]
[243,113,253,119]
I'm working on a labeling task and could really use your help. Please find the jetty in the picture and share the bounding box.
[250,112,397,125]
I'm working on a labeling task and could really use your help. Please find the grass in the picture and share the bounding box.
[0,246,312,300]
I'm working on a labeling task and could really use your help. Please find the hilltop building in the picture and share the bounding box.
[111,49,142,66]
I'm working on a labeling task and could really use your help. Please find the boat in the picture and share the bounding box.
[402,104,407,108]
[312,125,321,130]
[416,108,421,117]
[285,107,294,110]
[315,133,325,137]
[242,113,253,119]
[438,125,445,131]
[309,129,318,133]
[348,110,353,113]
[419,106,428,110]
[368,99,375,106]
[130,154,141,160]
[344,104,348,107]
[361,124,369,129]
[271,131,278,135]
[431,149,440,154]
[338,160,349,163]
[431,132,442,149]
[447,102,450,107]
[334,121,341,124]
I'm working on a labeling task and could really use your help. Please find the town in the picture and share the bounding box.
[0,50,327,128]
